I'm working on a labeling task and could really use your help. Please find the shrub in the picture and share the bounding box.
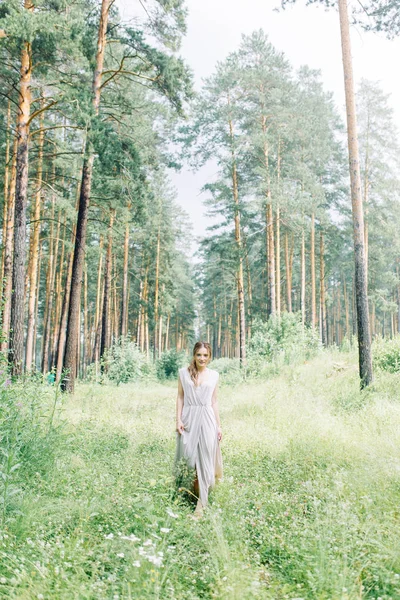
[0,371,65,522]
[247,312,320,376]
[209,357,243,385]
[373,335,400,373]
[156,349,187,380]
[101,338,155,385]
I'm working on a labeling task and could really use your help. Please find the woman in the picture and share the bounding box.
[175,341,223,517]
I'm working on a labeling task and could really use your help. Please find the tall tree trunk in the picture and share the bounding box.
[276,205,281,317]
[83,264,88,376]
[25,105,44,370]
[100,209,115,363]
[300,229,306,325]
[343,274,350,339]
[276,139,282,316]
[285,231,293,313]
[320,231,327,346]
[62,0,111,392]
[1,100,12,280]
[55,248,73,383]
[310,212,316,329]
[10,2,33,375]
[42,193,60,373]
[261,125,275,318]
[51,214,66,364]
[120,215,130,337]
[338,0,372,387]
[165,313,170,351]
[228,110,246,365]
[154,221,161,357]
[1,136,17,352]
[32,242,42,366]
[94,232,104,357]
[243,232,253,338]
[397,263,400,334]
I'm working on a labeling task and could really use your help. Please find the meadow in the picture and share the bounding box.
[1,350,400,599]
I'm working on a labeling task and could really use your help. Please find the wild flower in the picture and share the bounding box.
[166,508,178,519]
[133,561,141,568]
[160,528,170,533]
[104,533,114,539]
[120,534,139,542]
[147,554,163,567]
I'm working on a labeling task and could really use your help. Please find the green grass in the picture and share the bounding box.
[1,350,400,599]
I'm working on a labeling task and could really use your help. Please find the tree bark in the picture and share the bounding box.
[276,205,281,317]
[42,192,60,373]
[10,4,33,375]
[285,231,293,313]
[62,0,112,392]
[100,209,115,363]
[154,219,161,358]
[276,139,282,316]
[1,101,12,281]
[228,110,246,365]
[120,215,130,337]
[1,136,17,352]
[25,105,44,371]
[320,231,327,346]
[300,229,306,325]
[310,213,316,329]
[55,246,74,383]
[338,0,372,387]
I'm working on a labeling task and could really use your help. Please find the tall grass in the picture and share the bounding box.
[0,350,400,598]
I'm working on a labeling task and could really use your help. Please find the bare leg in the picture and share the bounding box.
[194,498,204,518]
[193,472,199,498]
[192,471,204,518]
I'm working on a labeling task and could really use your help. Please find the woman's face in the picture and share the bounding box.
[194,347,210,369]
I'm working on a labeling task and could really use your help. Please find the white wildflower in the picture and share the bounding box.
[147,555,163,567]
[133,561,141,568]
[143,539,153,547]
[166,508,178,519]
[104,533,114,539]
[160,528,171,533]
[117,553,125,558]
[121,534,140,542]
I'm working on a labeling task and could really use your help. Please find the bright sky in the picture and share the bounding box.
[118,0,400,242]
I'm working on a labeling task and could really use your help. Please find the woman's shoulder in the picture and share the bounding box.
[179,366,189,377]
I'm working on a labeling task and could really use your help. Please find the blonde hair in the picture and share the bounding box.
[188,341,212,384]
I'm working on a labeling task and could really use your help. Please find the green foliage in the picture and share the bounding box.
[156,349,186,380]
[373,335,400,373]
[2,352,400,597]
[209,357,243,385]
[0,371,64,524]
[100,338,155,385]
[247,313,320,375]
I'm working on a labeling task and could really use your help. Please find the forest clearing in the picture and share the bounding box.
[2,0,400,598]
[1,349,400,599]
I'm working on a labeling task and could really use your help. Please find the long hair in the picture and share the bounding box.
[188,341,212,384]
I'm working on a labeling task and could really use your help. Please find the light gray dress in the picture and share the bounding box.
[175,367,223,506]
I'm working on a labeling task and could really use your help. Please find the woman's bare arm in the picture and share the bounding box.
[176,375,185,434]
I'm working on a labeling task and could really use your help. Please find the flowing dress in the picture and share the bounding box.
[175,367,223,506]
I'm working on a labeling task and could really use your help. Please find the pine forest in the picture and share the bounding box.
[1,0,400,388]
[2,1,400,598]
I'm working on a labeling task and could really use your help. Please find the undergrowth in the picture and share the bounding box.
[0,350,399,599]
